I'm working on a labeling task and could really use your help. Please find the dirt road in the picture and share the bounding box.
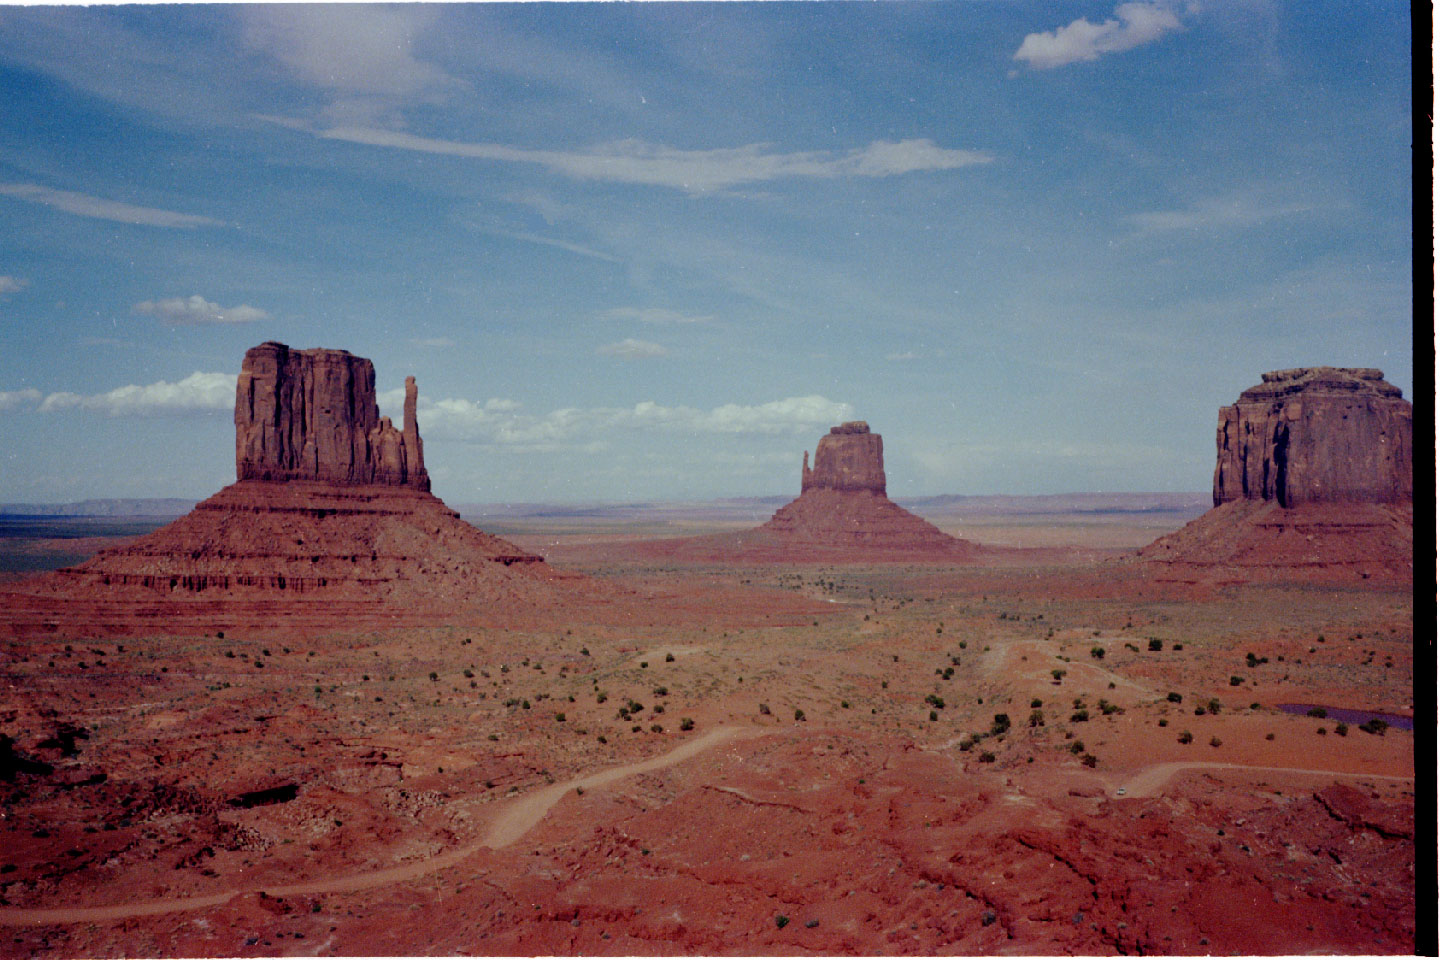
[1115,761,1415,799]
[0,725,757,927]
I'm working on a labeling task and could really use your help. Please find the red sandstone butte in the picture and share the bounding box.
[3,342,582,628]
[235,341,429,490]
[1143,367,1413,582]
[1212,366,1411,507]
[758,422,973,554]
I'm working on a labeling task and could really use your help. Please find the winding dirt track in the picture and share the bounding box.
[1115,761,1415,799]
[0,726,758,928]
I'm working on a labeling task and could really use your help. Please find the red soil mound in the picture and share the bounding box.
[1139,500,1413,583]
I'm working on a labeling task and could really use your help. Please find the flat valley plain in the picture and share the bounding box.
[0,494,1418,956]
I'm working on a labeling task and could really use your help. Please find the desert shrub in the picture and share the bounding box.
[929,711,938,722]
[1028,709,1046,727]
[1172,643,1183,651]
[1030,698,1043,709]
[1359,718,1388,736]
[665,653,675,662]
[1334,722,1348,736]
[1158,719,1168,727]
[554,712,566,722]
[652,704,664,715]
[596,692,608,704]
[640,661,648,669]
[1051,669,1066,681]
[653,686,668,696]
[775,916,789,929]
[1090,647,1105,660]
[794,708,806,722]
[521,700,531,710]
[1125,642,1139,652]
[978,751,996,763]
[1166,692,1182,703]
[679,717,694,731]
[463,669,473,678]
[428,672,438,682]
[1178,731,1194,744]
[1070,709,1090,723]
[1100,701,1122,716]
[1068,740,1084,754]
[580,647,589,656]
[650,723,663,733]
[1081,754,1097,768]
[1209,736,1222,747]
[1229,676,1242,686]
[991,714,1011,734]
[1206,699,1222,715]
[925,694,946,710]
[759,703,771,715]
[1148,639,1164,652]
[1306,706,1327,719]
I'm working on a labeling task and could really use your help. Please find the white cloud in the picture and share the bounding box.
[0,182,223,228]
[597,338,668,359]
[133,295,269,325]
[1128,195,1312,232]
[410,337,456,349]
[0,275,27,295]
[600,307,711,325]
[406,392,853,449]
[239,6,460,123]
[1014,2,1183,70]
[294,124,991,193]
[38,372,236,416]
[0,388,41,411]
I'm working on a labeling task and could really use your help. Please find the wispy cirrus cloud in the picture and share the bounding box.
[597,338,668,359]
[38,372,235,416]
[282,122,991,193]
[1128,195,1313,233]
[381,391,853,449]
[0,182,223,228]
[133,295,270,325]
[1014,2,1183,70]
[600,307,711,325]
[0,275,28,295]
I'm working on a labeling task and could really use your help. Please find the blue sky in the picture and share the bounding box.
[0,2,1413,503]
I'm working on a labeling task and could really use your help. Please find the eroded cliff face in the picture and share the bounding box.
[801,421,887,495]
[1212,367,1411,508]
[235,342,429,490]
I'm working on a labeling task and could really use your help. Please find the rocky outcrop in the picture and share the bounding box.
[1143,366,1413,583]
[5,342,586,623]
[801,422,887,494]
[1212,367,1411,507]
[235,342,428,490]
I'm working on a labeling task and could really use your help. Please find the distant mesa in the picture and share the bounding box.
[760,421,971,553]
[3,341,581,631]
[1143,367,1413,582]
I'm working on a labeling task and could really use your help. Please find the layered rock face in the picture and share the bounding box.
[1144,366,1413,582]
[802,422,887,494]
[235,342,429,490]
[1212,367,1411,507]
[758,422,973,555]
[6,342,581,625]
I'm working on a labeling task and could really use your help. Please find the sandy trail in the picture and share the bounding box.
[0,726,756,927]
[1115,761,1415,799]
